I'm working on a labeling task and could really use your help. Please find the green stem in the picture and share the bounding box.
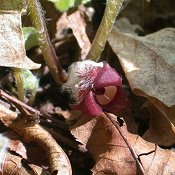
[28,86,37,106]
[87,0,124,61]
[27,0,65,85]
[13,68,25,102]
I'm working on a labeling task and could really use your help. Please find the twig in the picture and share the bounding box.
[86,0,125,61]
[105,112,146,175]
[27,0,66,85]
[0,89,40,115]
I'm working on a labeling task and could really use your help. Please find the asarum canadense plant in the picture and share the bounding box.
[62,60,129,116]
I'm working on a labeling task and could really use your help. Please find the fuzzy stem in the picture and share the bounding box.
[87,0,124,61]
[27,0,65,85]
[13,68,25,102]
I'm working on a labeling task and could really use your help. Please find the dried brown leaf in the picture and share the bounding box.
[67,6,91,60]
[10,119,72,175]
[0,102,18,126]
[1,152,49,175]
[0,103,72,175]
[109,27,175,107]
[108,27,175,137]
[55,13,69,40]
[70,112,175,175]
[0,11,40,69]
[142,102,175,146]
[0,132,45,175]
[115,17,143,35]
[8,132,27,159]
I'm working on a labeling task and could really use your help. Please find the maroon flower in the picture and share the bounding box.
[63,61,129,116]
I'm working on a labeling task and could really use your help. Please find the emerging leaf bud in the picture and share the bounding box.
[21,69,39,91]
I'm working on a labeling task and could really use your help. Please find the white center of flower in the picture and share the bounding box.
[95,86,117,105]
[62,60,104,103]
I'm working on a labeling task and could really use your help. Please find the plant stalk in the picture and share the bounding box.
[13,68,25,102]
[28,86,37,106]
[87,0,124,61]
[27,0,65,85]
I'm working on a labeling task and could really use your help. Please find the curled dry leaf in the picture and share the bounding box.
[7,132,27,159]
[9,118,72,175]
[108,27,175,144]
[55,6,91,61]
[67,6,91,60]
[55,13,69,39]
[0,132,48,174]
[0,103,72,175]
[1,152,49,175]
[0,10,40,69]
[109,27,175,108]
[69,112,175,175]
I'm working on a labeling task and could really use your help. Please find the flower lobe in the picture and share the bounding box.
[95,86,117,105]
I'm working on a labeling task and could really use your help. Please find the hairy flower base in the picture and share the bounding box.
[62,60,129,116]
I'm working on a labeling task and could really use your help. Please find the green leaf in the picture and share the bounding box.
[48,0,91,12]
[21,69,39,90]
[74,0,90,6]
[54,0,74,12]
[23,27,39,50]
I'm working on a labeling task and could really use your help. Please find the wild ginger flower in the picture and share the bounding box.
[62,60,129,116]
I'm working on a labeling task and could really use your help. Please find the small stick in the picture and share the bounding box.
[0,89,40,115]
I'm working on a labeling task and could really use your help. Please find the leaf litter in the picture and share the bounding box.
[0,101,71,175]
[108,25,175,146]
[69,112,175,175]
[0,12,40,70]
[0,0,175,174]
